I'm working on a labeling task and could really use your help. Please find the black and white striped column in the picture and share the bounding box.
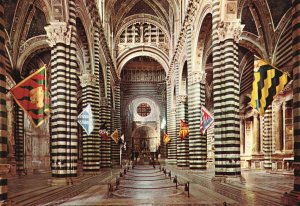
[262,107,272,170]
[176,94,189,168]
[45,1,78,183]
[166,83,172,159]
[188,71,207,169]
[292,0,300,193]
[176,62,189,168]
[283,2,300,203]
[80,73,101,172]
[0,1,9,202]
[100,66,112,168]
[212,0,242,177]
[14,105,24,174]
[112,84,121,166]
[167,82,177,164]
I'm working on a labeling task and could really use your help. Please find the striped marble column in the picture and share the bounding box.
[0,1,9,202]
[212,0,242,177]
[80,73,101,172]
[100,66,112,167]
[283,1,300,204]
[262,107,272,170]
[292,0,300,193]
[112,84,121,166]
[166,81,177,164]
[176,95,189,168]
[45,1,78,183]
[188,71,206,169]
[166,83,172,159]
[14,105,24,174]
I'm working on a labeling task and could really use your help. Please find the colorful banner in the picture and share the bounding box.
[78,104,94,135]
[163,133,170,145]
[10,65,50,127]
[249,58,290,115]
[179,119,189,140]
[200,105,214,135]
[111,129,120,144]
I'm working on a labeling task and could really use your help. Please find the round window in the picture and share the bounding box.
[137,103,151,117]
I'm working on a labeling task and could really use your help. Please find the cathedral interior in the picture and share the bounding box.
[0,0,299,205]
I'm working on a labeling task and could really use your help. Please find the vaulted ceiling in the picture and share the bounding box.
[105,0,179,33]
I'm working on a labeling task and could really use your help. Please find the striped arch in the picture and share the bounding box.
[16,35,50,71]
[117,46,169,76]
[115,15,170,43]
[76,5,94,73]
[191,2,212,72]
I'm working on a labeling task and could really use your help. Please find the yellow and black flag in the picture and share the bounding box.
[249,58,290,115]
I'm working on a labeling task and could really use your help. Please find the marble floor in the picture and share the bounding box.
[7,163,294,206]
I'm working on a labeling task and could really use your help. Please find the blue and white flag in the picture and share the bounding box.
[78,104,94,135]
[200,105,214,135]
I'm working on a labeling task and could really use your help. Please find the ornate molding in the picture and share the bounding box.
[100,98,109,107]
[80,73,97,87]
[177,95,187,104]
[45,22,72,47]
[191,71,206,84]
[166,1,200,81]
[217,21,244,43]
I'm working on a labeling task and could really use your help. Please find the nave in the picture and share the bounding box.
[8,161,293,206]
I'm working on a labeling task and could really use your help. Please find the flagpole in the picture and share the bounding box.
[120,145,122,166]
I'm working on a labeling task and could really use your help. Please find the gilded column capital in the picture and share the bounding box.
[80,73,97,87]
[100,98,109,107]
[191,71,206,84]
[177,95,187,104]
[217,21,244,43]
[45,22,72,47]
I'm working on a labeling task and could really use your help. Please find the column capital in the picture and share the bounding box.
[217,21,244,43]
[177,95,187,103]
[45,22,72,47]
[80,73,97,87]
[191,71,206,84]
[100,98,109,107]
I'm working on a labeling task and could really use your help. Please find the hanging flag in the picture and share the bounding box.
[111,129,120,144]
[200,105,214,135]
[10,65,50,127]
[179,119,189,141]
[249,58,290,115]
[78,104,94,135]
[120,134,125,143]
[163,133,170,145]
[99,122,109,141]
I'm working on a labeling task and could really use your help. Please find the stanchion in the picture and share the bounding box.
[184,181,189,197]
[173,175,178,189]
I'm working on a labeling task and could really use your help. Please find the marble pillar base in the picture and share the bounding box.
[282,191,300,206]
[82,171,102,175]
[212,175,246,184]
[49,178,74,186]
[165,159,177,165]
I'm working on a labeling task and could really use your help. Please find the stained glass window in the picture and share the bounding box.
[137,103,151,117]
